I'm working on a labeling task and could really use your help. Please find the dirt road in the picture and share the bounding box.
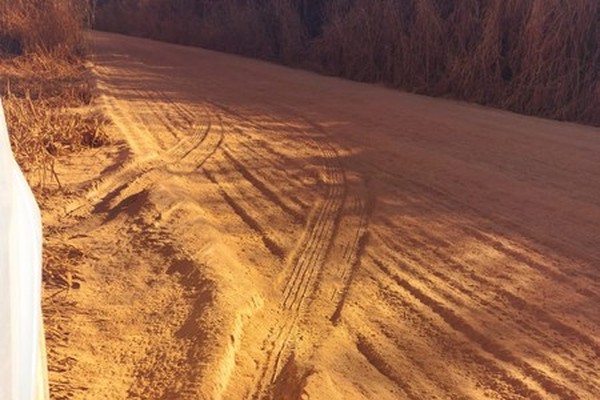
[43,31,600,399]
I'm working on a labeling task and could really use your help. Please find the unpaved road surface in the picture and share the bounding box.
[43,32,600,400]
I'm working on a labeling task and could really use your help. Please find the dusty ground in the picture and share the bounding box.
[42,31,600,400]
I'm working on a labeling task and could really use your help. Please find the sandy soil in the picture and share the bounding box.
[42,31,600,400]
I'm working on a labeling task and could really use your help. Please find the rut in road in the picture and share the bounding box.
[67,85,224,217]
[67,80,245,398]
[245,117,352,400]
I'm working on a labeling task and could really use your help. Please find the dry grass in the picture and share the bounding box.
[1,54,109,188]
[0,0,87,56]
[1,0,107,189]
[313,0,600,125]
[43,240,84,290]
[96,0,600,126]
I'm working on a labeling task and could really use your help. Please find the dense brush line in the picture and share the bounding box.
[94,0,600,126]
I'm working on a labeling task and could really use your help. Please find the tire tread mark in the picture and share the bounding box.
[379,227,600,363]
[375,236,600,393]
[371,256,579,400]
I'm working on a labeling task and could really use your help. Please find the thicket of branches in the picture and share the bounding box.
[98,1,600,125]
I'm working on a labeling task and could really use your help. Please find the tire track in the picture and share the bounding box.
[210,106,316,211]
[365,275,542,400]
[208,107,365,399]
[210,104,334,234]
[373,229,600,395]
[64,85,221,221]
[330,196,370,324]
[246,119,351,400]
[131,88,182,143]
[377,224,600,365]
[371,256,579,399]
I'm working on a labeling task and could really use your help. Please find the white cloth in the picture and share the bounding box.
[0,98,49,400]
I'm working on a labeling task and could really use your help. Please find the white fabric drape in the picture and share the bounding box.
[0,98,49,400]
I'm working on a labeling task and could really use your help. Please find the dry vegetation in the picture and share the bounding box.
[0,0,90,57]
[1,55,108,188]
[0,0,107,187]
[96,0,600,126]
